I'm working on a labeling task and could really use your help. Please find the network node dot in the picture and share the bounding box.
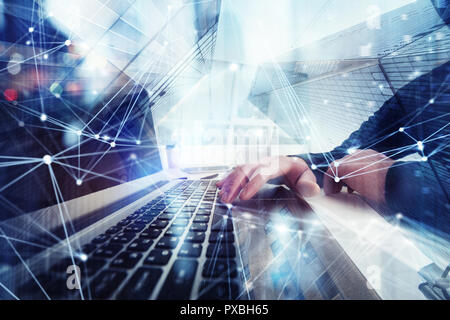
[422,156,428,162]
[18,121,25,127]
[229,63,239,71]
[79,253,88,261]
[226,203,233,209]
[311,164,317,170]
[429,98,435,104]
[334,177,340,183]
[76,130,82,136]
[334,161,340,168]
[65,39,72,46]
[136,140,141,145]
[395,213,403,220]
[399,127,404,132]
[94,134,100,139]
[28,27,34,33]
[76,179,82,186]
[417,141,424,151]
[43,155,52,165]
[40,113,47,122]
[110,141,116,148]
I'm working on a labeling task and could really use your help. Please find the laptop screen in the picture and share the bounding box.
[0,1,168,219]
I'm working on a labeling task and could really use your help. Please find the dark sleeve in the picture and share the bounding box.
[385,161,450,237]
[293,92,414,186]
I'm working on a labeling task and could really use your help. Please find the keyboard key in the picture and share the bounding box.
[184,231,205,243]
[127,238,153,252]
[172,218,189,227]
[144,249,172,265]
[94,243,123,258]
[165,226,186,237]
[124,223,146,232]
[164,207,180,214]
[202,259,237,278]
[134,217,153,225]
[150,220,169,229]
[178,243,202,258]
[110,252,142,269]
[91,270,127,299]
[117,268,162,299]
[193,215,210,223]
[206,243,236,258]
[177,212,194,219]
[158,213,175,220]
[105,226,122,235]
[117,219,133,227]
[209,231,234,243]
[158,259,198,299]
[190,222,208,232]
[91,234,110,244]
[140,228,161,239]
[156,236,179,249]
[211,218,233,232]
[198,281,239,300]
[110,232,135,244]
[195,210,212,216]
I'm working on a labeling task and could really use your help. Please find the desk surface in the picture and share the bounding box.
[307,192,432,299]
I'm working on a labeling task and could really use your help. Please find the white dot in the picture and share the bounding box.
[28,27,34,33]
[65,39,72,46]
[334,161,339,168]
[76,130,82,136]
[40,113,47,121]
[226,203,233,209]
[229,63,239,71]
[18,121,25,127]
[26,40,31,45]
[136,140,141,145]
[76,179,82,186]
[395,213,403,220]
[43,155,52,165]
[79,253,88,261]
[399,127,404,132]
[429,98,435,104]
[43,54,48,60]
[94,134,100,139]
[334,177,340,183]
[417,141,424,151]
[102,135,109,141]
[421,156,428,162]
[110,141,116,148]
[311,164,317,170]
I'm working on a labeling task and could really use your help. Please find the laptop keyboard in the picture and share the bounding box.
[24,180,242,300]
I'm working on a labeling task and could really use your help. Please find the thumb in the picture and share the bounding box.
[295,169,320,197]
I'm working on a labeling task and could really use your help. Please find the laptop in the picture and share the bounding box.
[0,111,382,300]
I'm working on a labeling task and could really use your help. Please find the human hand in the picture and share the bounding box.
[323,149,395,203]
[216,156,320,203]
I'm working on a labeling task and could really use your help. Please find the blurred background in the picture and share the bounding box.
[0,0,448,216]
